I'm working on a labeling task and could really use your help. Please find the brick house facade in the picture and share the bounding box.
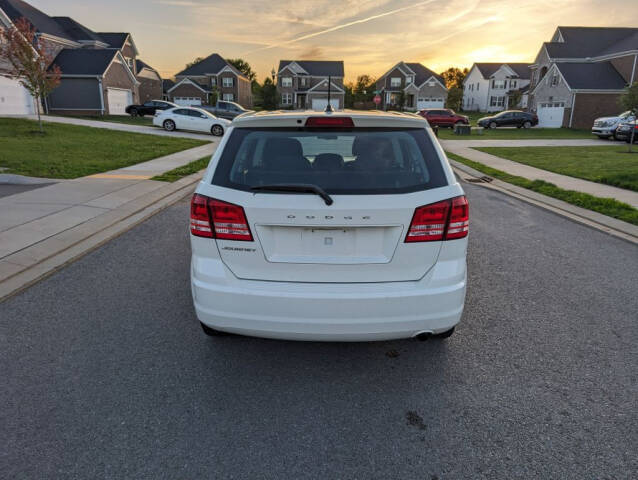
[169,53,253,108]
[375,62,447,111]
[528,27,637,128]
[276,60,345,110]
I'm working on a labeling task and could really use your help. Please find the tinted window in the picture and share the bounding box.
[143,101,153,107]
[217,102,228,110]
[212,128,447,195]
[188,109,207,117]
[173,109,190,116]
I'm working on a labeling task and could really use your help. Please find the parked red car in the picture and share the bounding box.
[418,109,469,128]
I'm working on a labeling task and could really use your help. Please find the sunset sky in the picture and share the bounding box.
[27,0,638,82]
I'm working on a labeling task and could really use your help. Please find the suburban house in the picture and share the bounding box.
[375,62,447,111]
[167,53,252,108]
[136,60,162,103]
[276,60,345,110]
[529,26,638,128]
[462,63,531,112]
[162,79,175,101]
[0,0,161,115]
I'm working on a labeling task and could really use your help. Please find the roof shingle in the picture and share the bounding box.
[555,62,627,90]
[278,60,344,77]
[50,48,118,75]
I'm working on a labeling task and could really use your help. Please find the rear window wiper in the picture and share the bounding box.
[251,184,334,206]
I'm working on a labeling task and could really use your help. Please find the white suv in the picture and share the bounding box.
[190,111,468,341]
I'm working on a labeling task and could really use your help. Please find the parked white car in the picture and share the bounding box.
[189,110,468,342]
[153,107,231,136]
[592,111,636,139]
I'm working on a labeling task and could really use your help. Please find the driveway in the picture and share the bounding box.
[2,182,636,479]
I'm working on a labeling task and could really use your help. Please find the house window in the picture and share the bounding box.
[492,79,505,89]
[210,77,217,86]
[300,77,307,87]
[281,93,292,105]
[477,83,479,91]
[509,80,517,89]
[428,81,435,87]
[222,93,234,101]
[390,77,401,87]
[490,96,505,107]
[222,77,233,88]
[407,75,414,84]
[282,77,292,87]
[551,75,559,86]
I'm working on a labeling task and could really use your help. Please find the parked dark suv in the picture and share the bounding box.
[418,109,469,128]
[125,100,177,117]
[477,110,538,129]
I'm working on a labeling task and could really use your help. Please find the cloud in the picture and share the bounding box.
[241,0,442,54]
[298,46,325,59]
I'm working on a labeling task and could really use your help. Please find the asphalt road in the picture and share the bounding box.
[2,183,637,479]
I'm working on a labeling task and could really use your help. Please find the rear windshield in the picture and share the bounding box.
[212,127,448,194]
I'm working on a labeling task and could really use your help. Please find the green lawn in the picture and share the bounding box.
[151,156,211,182]
[66,115,154,126]
[446,151,638,226]
[475,146,638,192]
[0,118,207,179]
[437,126,594,140]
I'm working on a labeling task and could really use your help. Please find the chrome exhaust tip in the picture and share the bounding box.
[413,331,433,341]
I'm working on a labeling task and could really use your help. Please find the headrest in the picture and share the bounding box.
[313,153,344,171]
[263,137,303,157]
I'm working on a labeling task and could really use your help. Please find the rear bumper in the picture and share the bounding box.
[191,253,466,342]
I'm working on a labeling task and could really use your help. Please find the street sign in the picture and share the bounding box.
[373,94,381,105]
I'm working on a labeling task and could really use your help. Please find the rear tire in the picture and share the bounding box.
[211,124,224,136]
[523,121,532,129]
[200,322,227,337]
[434,327,455,339]
[489,121,497,129]
[129,108,138,117]
[163,119,176,131]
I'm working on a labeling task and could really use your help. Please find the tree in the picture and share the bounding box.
[0,17,61,132]
[259,77,278,110]
[440,67,468,90]
[209,85,219,105]
[184,57,204,70]
[353,74,376,102]
[397,91,406,111]
[446,87,463,111]
[226,58,257,84]
[508,89,522,109]
[619,82,638,151]
[344,82,354,108]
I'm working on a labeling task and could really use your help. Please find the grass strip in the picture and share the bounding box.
[446,151,638,226]
[151,156,211,182]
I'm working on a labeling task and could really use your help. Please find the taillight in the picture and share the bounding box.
[210,199,253,241]
[190,194,253,241]
[305,117,354,127]
[405,196,469,242]
[190,193,213,237]
[446,196,469,239]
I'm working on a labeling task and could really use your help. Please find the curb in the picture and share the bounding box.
[0,172,204,302]
[449,159,638,245]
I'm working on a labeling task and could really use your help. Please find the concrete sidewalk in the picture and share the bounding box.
[15,114,215,141]
[444,144,638,208]
[0,142,216,298]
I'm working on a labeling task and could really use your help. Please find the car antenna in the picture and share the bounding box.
[325,75,334,113]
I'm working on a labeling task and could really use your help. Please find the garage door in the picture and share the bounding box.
[311,98,340,111]
[174,97,202,106]
[537,102,565,128]
[0,76,36,115]
[107,88,132,115]
[417,97,445,109]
